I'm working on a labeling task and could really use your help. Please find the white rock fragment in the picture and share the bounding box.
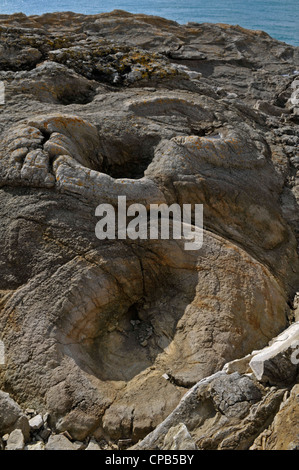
[25,441,45,450]
[249,322,299,385]
[29,414,44,431]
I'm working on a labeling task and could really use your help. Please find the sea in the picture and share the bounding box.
[0,0,298,47]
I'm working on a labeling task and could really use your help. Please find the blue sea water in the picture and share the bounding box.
[0,0,298,46]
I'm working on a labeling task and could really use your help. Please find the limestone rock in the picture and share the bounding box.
[133,371,285,450]
[251,384,299,450]
[249,322,299,386]
[6,429,25,451]
[72,441,86,450]
[25,441,45,450]
[9,61,99,105]
[0,10,298,449]
[254,100,290,117]
[0,391,30,441]
[29,414,44,431]
[162,423,197,450]
[169,47,207,60]
[55,409,101,441]
[45,434,78,451]
[85,438,102,450]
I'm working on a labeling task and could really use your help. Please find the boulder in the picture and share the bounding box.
[45,434,78,451]
[10,61,98,105]
[0,391,30,441]
[5,429,25,451]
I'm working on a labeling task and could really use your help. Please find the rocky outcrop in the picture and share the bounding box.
[0,10,299,450]
[251,384,299,450]
[133,371,286,450]
[134,324,299,450]
[0,329,298,451]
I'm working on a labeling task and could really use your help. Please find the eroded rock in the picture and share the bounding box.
[133,371,286,450]
[162,423,197,450]
[251,384,299,450]
[5,429,25,451]
[45,434,78,451]
[249,322,299,386]
[0,391,30,441]
[0,10,298,449]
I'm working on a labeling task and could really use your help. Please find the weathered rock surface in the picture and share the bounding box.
[134,329,299,450]
[25,441,45,450]
[162,423,197,450]
[0,391,30,440]
[85,438,102,451]
[251,385,299,450]
[133,371,287,450]
[29,414,43,431]
[5,428,25,451]
[45,433,78,451]
[249,322,299,386]
[0,10,298,450]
